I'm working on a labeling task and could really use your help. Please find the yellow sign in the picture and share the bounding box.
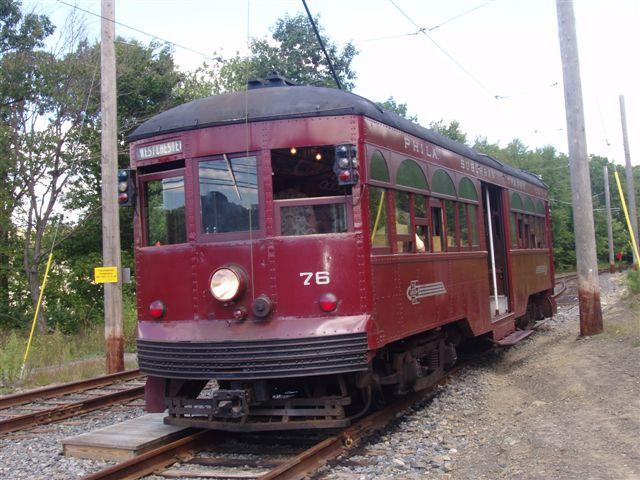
[94,267,118,284]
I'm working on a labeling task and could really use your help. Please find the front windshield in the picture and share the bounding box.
[199,155,259,234]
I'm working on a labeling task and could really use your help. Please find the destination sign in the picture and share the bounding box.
[137,140,182,160]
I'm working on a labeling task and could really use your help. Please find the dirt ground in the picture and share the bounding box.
[453,273,640,479]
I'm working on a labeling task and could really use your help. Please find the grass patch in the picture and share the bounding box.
[0,298,138,393]
[626,269,640,295]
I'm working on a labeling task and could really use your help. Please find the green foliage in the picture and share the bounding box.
[0,5,180,332]
[377,96,417,122]
[0,331,22,386]
[0,0,53,55]
[627,270,640,295]
[176,13,358,98]
[430,120,468,145]
[0,0,55,324]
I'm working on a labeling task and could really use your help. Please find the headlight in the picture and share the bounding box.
[210,267,245,302]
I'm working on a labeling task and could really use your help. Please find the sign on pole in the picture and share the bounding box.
[94,266,119,284]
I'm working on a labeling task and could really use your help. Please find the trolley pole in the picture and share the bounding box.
[619,95,639,267]
[604,165,615,273]
[101,0,124,373]
[556,0,603,335]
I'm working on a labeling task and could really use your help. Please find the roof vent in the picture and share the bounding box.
[247,73,297,90]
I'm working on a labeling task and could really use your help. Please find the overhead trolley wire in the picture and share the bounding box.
[428,0,495,32]
[387,0,496,98]
[359,0,494,42]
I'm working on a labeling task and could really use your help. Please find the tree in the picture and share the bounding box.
[56,39,183,332]
[0,0,54,324]
[0,5,184,332]
[376,96,418,122]
[429,119,468,145]
[9,26,98,330]
[176,13,358,99]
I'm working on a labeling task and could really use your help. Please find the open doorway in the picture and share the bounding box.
[481,183,510,317]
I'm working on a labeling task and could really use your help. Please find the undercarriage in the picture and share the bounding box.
[163,330,458,431]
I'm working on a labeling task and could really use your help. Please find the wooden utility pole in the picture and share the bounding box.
[101,0,124,373]
[619,95,639,266]
[604,165,615,273]
[556,0,603,335]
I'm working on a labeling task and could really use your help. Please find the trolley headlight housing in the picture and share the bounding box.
[209,266,246,302]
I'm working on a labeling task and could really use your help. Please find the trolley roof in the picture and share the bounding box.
[129,85,547,189]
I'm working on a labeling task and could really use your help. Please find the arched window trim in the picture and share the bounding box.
[510,192,523,211]
[395,158,429,192]
[369,149,391,183]
[523,195,536,214]
[458,177,479,204]
[431,169,457,199]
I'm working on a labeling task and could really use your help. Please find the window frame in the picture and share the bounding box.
[193,151,265,242]
[444,199,459,252]
[413,194,431,254]
[430,198,446,253]
[369,186,392,254]
[139,167,188,248]
[394,190,414,253]
[274,195,354,237]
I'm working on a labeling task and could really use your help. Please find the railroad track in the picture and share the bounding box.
[553,267,619,306]
[79,362,470,480]
[0,369,145,434]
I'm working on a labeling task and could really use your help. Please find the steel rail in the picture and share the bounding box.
[0,369,142,409]
[0,384,145,434]
[79,363,468,480]
[80,430,214,480]
[552,266,614,301]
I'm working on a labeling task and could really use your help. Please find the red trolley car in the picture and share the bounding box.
[125,76,555,431]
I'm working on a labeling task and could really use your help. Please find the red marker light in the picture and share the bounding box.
[338,170,351,182]
[319,293,338,312]
[118,192,128,203]
[149,300,165,318]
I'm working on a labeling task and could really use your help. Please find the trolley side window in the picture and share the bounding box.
[414,195,430,253]
[469,205,480,246]
[395,191,413,253]
[431,205,444,252]
[199,155,259,234]
[510,213,519,247]
[370,187,389,248]
[444,200,458,250]
[144,176,187,246]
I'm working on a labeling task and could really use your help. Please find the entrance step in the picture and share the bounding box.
[62,413,191,461]
[494,329,533,347]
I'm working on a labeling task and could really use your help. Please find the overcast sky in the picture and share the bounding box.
[34,0,639,166]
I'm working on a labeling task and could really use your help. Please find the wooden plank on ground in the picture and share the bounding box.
[62,413,191,461]
[159,469,269,479]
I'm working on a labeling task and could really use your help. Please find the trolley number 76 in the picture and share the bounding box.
[299,271,330,286]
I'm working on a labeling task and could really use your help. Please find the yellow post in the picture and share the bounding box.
[20,218,61,379]
[20,251,55,378]
[614,170,640,268]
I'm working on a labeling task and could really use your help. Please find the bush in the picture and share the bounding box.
[627,269,640,295]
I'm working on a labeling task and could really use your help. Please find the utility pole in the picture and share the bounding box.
[101,0,124,373]
[556,0,603,335]
[619,95,639,266]
[604,165,615,273]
